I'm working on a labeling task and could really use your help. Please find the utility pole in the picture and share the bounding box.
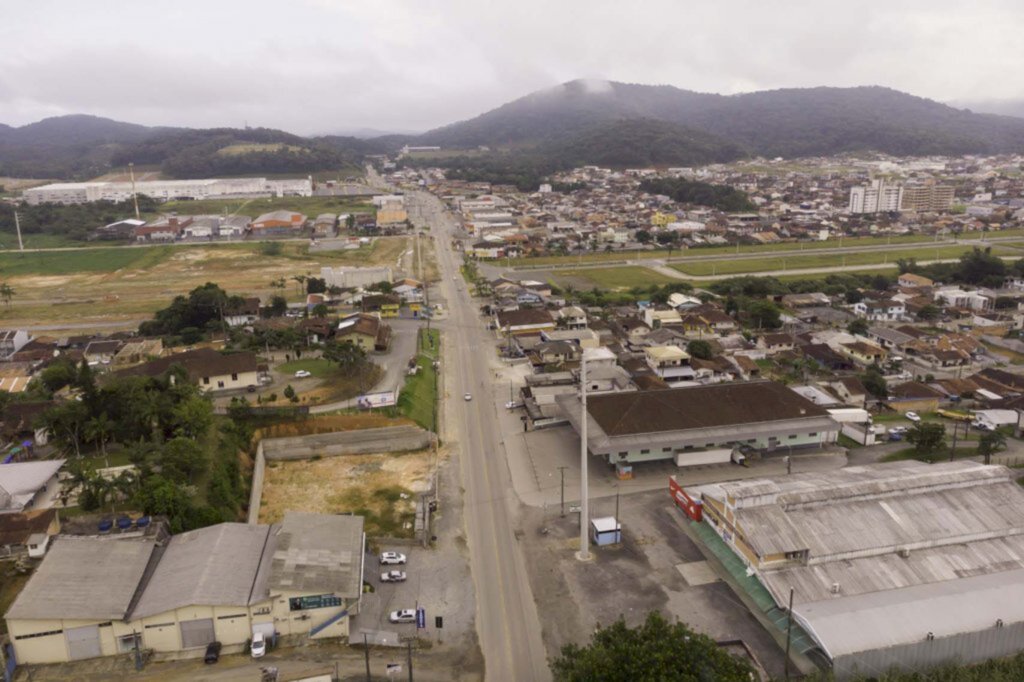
[577,351,591,561]
[13,210,24,251]
[129,162,140,220]
[407,640,413,682]
[558,466,567,516]
[784,588,795,680]
[363,632,371,682]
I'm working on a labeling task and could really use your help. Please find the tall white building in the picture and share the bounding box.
[848,179,903,214]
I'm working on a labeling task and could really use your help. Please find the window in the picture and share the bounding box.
[202,377,210,385]
[15,629,63,640]
[231,373,238,381]
[662,447,672,452]
[640,449,649,454]
[809,432,818,437]
[217,381,225,388]
[788,434,797,439]
[618,452,627,457]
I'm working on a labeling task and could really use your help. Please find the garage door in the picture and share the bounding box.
[66,625,101,660]
[179,618,215,649]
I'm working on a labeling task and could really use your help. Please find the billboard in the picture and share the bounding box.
[357,391,397,409]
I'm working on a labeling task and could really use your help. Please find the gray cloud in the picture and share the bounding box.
[1,0,1022,134]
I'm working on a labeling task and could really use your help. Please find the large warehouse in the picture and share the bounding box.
[681,461,1024,678]
[5,512,364,665]
[557,381,839,466]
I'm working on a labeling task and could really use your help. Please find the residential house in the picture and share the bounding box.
[84,339,123,366]
[335,314,392,352]
[313,214,337,238]
[557,306,588,330]
[853,298,906,321]
[531,340,579,367]
[934,287,993,311]
[134,216,191,242]
[112,339,163,367]
[0,460,65,514]
[0,330,31,360]
[644,345,694,384]
[886,381,944,413]
[840,341,887,366]
[758,333,797,354]
[0,509,60,559]
[224,297,261,327]
[112,348,260,393]
[830,377,868,407]
[495,309,556,337]
[897,273,934,288]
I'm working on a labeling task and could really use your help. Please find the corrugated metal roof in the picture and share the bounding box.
[270,512,364,598]
[6,537,156,620]
[794,568,1024,658]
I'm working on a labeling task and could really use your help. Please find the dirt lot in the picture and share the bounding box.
[520,488,787,678]
[0,237,411,335]
[259,450,438,536]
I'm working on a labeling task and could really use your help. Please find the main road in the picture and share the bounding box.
[406,189,551,681]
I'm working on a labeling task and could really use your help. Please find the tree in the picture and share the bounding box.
[161,437,207,484]
[267,295,288,317]
[745,300,782,329]
[84,413,114,458]
[306,277,327,294]
[917,304,941,321]
[170,395,213,439]
[551,611,754,682]
[686,340,713,360]
[861,368,888,398]
[847,318,869,335]
[906,422,946,461]
[312,303,329,318]
[844,289,864,304]
[635,229,652,244]
[323,340,366,371]
[977,430,1006,465]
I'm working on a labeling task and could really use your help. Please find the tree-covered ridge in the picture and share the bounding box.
[639,177,757,212]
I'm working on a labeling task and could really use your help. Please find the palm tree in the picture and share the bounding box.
[292,275,307,296]
[85,413,114,462]
[0,282,14,308]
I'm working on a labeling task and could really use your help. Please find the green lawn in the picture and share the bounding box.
[277,358,334,378]
[160,195,375,218]
[552,266,677,289]
[0,245,174,276]
[397,329,440,431]
[882,446,978,463]
[672,244,1012,277]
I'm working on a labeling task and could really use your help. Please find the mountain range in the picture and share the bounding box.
[3,81,1024,182]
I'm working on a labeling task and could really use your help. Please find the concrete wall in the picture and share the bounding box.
[247,441,266,524]
[260,426,433,461]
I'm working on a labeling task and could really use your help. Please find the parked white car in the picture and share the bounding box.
[464,393,472,401]
[381,570,407,582]
[294,370,312,378]
[379,551,407,565]
[250,632,266,658]
[389,609,416,624]
[905,412,921,423]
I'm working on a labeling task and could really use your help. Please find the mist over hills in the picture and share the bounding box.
[4,81,1024,182]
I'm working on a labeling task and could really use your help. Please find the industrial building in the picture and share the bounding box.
[22,177,312,205]
[557,381,839,466]
[5,512,365,665]
[676,461,1024,679]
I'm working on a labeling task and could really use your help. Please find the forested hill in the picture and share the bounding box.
[418,80,1024,158]
[0,115,386,179]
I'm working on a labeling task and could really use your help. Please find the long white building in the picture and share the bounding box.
[22,177,312,205]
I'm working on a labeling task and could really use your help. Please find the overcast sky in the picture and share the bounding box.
[2,0,1023,135]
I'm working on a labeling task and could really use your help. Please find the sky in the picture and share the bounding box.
[2,0,1023,135]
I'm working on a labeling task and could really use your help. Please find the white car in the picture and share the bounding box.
[505,401,523,409]
[389,609,417,624]
[381,570,407,582]
[379,551,407,565]
[464,393,472,401]
[250,632,266,658]
[905,412,921,423]
[294,370,312,378]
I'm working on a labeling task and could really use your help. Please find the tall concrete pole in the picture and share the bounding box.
[129,162,140,220]
[577,351,591,561]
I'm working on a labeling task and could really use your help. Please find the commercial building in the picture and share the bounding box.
[6,513,365,665]
[22,178,313,205]
[677,461,1024,679]
[557,381,838,465]
[848,179,902,214]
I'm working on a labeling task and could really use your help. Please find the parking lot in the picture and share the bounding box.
[519,487,788,679]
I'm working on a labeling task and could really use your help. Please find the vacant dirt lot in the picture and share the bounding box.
[0,238,411,334]
[259,449,439,536]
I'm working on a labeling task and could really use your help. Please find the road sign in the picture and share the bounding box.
[416,607,426,629]
[569,504,582,513]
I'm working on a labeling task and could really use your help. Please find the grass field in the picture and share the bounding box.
[277,358,334,377]
[672,244,1016,277]
[398,329,440,431]
[159,194,376,218]
[0,237,414,334]
[552,265,678,289]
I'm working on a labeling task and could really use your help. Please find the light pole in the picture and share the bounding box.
[558,466,567,517]
[577,352,591,561]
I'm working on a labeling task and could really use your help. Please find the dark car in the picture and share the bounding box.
[204,641,222,664]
